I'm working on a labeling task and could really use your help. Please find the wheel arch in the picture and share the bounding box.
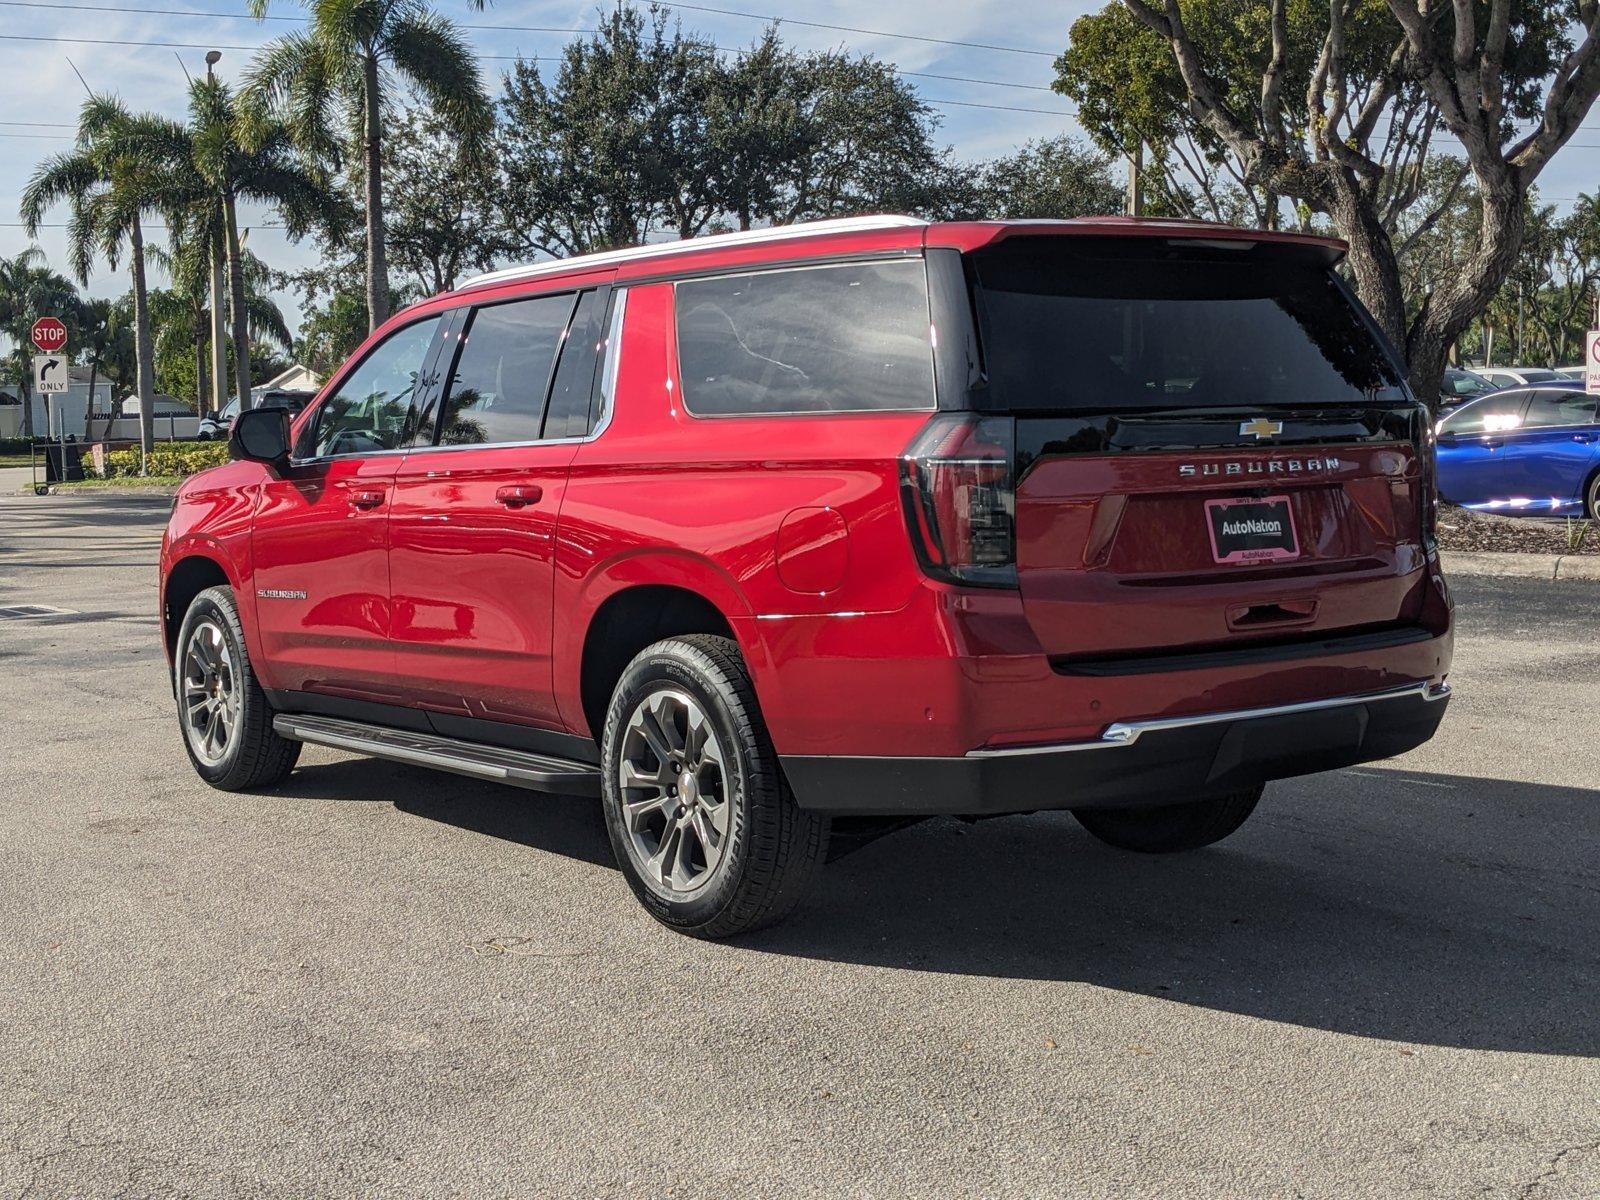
[162,553,235,659]
[575,582,742,742]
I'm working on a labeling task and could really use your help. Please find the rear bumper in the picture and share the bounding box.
[781,680,1450,816]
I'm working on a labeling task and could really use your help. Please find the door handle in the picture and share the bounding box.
[1482,438,1503,450]
[349,487,387,510]
[495,484,544,508]
[1573,432,1597,444]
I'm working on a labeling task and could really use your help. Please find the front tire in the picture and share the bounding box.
[174,585,300,790]
[599,635,828,938]
[1586,471,1600,521]
[1072,784,1263,853]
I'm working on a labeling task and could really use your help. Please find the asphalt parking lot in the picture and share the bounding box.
[2,491,1598,1199]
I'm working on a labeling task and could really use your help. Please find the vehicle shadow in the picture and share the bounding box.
[756,768,1600,1057]
[280,757,615,869]
[276,759,1600,1056]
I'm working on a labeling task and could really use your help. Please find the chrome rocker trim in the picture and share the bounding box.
[966,680,1452,759]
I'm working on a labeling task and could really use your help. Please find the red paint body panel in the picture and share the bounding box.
[161,217,1451,783]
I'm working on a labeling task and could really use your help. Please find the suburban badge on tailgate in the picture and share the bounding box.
[1179,457,1343,477]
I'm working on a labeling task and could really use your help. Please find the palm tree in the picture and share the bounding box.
[151,237,293,406]
[21,96,168,461]
[0,248,78,439]
[73,296,122,438]
[175,75,345,406]
[246,0,493,331]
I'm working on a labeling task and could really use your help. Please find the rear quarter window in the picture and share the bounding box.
[674,259,935,415]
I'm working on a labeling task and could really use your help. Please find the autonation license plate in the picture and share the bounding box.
[1205,495,1299,564]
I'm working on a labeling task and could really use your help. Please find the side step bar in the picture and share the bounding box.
[272,713,601,797]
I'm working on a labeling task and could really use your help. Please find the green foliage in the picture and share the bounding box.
[970,137,1124,220]
[496,11,959,255]
[98,440,230,479]
[294,285,370,375]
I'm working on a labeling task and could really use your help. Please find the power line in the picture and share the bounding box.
[646,0,1056,57]
[0,1,1064,92]
[0,31,1083,117]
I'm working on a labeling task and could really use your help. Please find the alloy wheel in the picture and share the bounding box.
[617,688,732,895]
[181,618,240,767]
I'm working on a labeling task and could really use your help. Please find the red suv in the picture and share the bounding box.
[161,215,1453,937]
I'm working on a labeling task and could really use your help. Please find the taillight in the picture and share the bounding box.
[1418,406,1439,548]
[900,414,1017,587]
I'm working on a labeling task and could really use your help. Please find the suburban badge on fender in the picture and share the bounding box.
[1179,457,1343,477]
[257,588,308,600]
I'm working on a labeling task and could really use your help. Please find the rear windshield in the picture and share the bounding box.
[969,238,1404,412]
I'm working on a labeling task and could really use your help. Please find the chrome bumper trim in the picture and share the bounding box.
[966,680,1452,759]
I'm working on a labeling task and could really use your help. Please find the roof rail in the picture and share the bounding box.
[459,215,928,291]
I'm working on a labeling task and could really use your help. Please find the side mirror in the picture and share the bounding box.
[1436,430,1457,447]
[229,407,291,469]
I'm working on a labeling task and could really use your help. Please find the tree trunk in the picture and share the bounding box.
[83,356,98,440]
[1327,175,1407,355]
[18,358,33,440]
[210,227,227,417]
[223,189,252,410]
[130,214,156,466]
[1405,174,1527,405]
[363,51,390,331]
[193,301,207,413]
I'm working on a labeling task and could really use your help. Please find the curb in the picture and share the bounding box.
[1440,550,1600,581]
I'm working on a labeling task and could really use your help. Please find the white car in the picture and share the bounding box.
[1476,366,1568,388]
[1556,366,1586,381]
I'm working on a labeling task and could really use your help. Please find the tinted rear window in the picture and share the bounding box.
[675,260,934,415]
[970,238,1404,412]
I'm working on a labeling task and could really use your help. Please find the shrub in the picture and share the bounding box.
[96,441,230,480]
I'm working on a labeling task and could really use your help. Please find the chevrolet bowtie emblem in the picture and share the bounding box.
[1240,418,1284,439]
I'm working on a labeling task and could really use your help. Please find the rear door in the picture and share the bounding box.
[251,314,445,698]
[387,283,613,729]
[966,236,1432,663]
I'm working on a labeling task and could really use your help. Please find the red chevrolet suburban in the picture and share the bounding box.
[160,215,1453,937]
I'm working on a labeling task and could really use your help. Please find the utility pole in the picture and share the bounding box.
[1126,143,1144,217]
[205,50,228,419]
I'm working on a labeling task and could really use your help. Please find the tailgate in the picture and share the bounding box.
[1014,430,1429,662]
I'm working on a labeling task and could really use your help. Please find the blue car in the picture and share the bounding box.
[1437,383,1600,517]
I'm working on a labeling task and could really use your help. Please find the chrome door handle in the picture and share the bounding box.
[495,484,543,508]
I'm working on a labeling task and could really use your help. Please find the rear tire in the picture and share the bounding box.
[1072,784,1263,853]
[174,585,300,791]
[1586,471,1600,521]
[599,634,828,938]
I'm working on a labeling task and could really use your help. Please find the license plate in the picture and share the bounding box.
[1205,495,1299,564]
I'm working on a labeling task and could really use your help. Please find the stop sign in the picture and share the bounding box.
[31,317,67,353]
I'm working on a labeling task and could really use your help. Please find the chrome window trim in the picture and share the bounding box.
[964,680,1451,759]
[671,257,938,420]
[287,288,629,468]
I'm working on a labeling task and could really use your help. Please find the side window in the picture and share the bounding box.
[1522,390,1596,428]
[1442,391,1528,435]
[438,294,575,446]
[674,259,935,415]
[541,288,608,440]
[300,316,442,459]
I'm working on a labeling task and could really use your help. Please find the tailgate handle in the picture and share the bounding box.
[1228,600,1318,630]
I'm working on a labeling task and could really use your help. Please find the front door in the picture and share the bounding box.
[251,313,445,700]
[387,285,611,729]
[1436,389,1529,508]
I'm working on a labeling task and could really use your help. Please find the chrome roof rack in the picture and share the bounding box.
[459,215,928,291]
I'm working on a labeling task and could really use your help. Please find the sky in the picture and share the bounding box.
[1,0,1598,340]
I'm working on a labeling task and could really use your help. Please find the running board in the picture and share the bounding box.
[272,714,601,797]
